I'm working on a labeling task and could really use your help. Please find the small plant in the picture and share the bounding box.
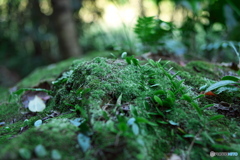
[121,52,140,66]
[203,75,240,94]
[229,42,240,67]
[134,17,173,45]
[147,58,229,158]
[134,16,173,52]
[201,43,240,95]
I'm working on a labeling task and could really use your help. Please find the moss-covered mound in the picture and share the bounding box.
[0,57,239,160]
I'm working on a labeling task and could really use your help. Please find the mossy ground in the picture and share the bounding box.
[0,57,239,160]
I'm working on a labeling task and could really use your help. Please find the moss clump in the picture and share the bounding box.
[0,118,81,160]
[49,57,187,159]
[0,57,239,160]
[52,57,172,111]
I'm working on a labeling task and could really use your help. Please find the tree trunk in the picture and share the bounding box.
[51,0,81,59]
[139,0,145,17]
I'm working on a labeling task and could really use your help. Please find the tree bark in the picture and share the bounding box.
[139,0,145,17]
[51,0,81,59]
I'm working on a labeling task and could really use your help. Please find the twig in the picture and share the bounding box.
[186,129,203,160]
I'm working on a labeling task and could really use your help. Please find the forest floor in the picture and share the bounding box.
[0,54,240,160]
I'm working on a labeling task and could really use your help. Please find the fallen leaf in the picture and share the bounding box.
[169,120,179,126]
[204,91,216,96]
[70,118,85,127]
[21,82,51,108]
[34,120,43,127]
[167,154,181,160]
[0,122,5,127]
[28,95,46,112]
[77,133,91,152]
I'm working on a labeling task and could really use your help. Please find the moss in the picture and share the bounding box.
[164,61,238,89]
[0,57,239,160]
[0,119,81,160]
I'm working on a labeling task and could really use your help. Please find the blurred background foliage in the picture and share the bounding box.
[0,0,240,87]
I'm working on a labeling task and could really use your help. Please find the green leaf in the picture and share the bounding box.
[215,86,239,94]
[13,88,52,95]
[221,75,240,81]
[102,111,109,120]
[168,90,175,99]
[205,80,237,93]
[172,71,180,79]
[118,122,128,132]
[75,105,87,118]
[19,148,31,160]
[210,131,230,136]
[191,102,202,116]
[121,52,127,59]
[148,79,157,85]
[130,105,138,116]
[155,107,165,117]
[209,115,224,121]
[52,70,73,85]
[125,57,132,64]
[170,81,177,89]
[147,122,159,126]
[157,120,169,124]
[148,59,156,67]
[199,84,208,91]
[77,133,91,152]
[181,94,193,102]
[174,80,185,91]
[147,112,158,115]
[201,104,214,110]
[154,95,163,106]
[132,58,139,66]
[116,93,122,106]
[136,117,158,126]
[164,71,172,80]
[135,117,149,123]
[163,97,175,107]
[51,149,62,160]
[76,88,91,96]
[35,144,47,158]
[162,61,170,68]
[202,131,215,144]
[153,90,165,95]
[193,94,205,100]
[183,134,195,138]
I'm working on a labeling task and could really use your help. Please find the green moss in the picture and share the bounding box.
[0,57,239,160]
[0,119,81,160]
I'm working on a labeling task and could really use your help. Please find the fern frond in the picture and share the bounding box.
[215,86,239,94]
[205,80,237,93]
[134,17,173,46]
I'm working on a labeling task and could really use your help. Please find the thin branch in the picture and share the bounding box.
[186,129,203,160]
